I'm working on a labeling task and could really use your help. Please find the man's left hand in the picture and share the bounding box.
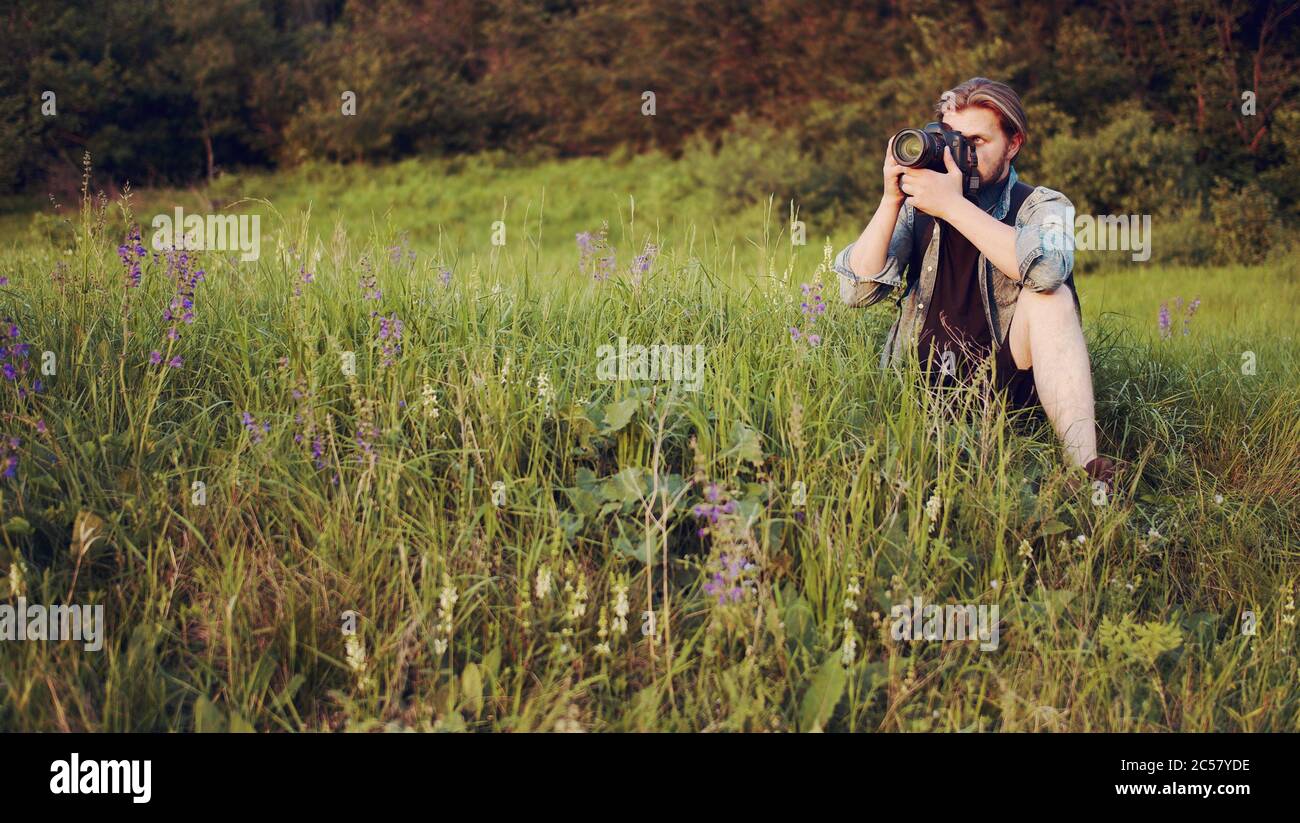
[899,146,965,221]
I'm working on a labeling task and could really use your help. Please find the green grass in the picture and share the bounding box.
[0,157,1297,732]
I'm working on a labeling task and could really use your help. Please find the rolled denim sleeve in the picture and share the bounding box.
[835,204,912,307]
[1016,188,1074,293]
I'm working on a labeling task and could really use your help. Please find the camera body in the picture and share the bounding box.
[890,122,982,200]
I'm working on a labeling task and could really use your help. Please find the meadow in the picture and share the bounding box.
[0,154,1297,732]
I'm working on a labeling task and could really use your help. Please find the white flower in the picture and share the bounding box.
[1074,534,1087,545]
[344,633,370,688]
[535,565,553,600]
[611,581,629,635]
[7,562,24,597]
[421,383,440,419]
[1214,494,1224,505]
[840,632,858,667]
[924,492,942,533]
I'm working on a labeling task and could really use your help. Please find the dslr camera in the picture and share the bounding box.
[890,122,981,200]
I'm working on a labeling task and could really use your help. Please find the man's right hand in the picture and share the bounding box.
[883,135,906,205]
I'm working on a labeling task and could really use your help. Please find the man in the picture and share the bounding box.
[835,77,1114,485]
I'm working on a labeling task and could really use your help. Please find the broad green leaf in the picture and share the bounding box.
[600,395,640,434]
[461,662,484,718]
[800,655,847,732]
[725,422,765,465]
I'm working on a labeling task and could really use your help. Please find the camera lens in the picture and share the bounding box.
[893,130,926,166]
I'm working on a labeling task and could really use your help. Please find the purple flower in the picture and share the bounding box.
[241,411,271,444]
[632,242,657,280]
[118,224,146,288]
[149,350,163,365]
[377,312,404,367]
[1158,302,1171,339]
[168,355,182,369]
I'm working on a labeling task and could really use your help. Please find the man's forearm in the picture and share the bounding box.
[847,195,904,279]
[941,198,1019,280]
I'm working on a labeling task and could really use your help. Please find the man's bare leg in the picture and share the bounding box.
[1006,285,1098,468]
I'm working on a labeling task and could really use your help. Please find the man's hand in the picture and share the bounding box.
[882,135,906,206]
[899,146,964,221]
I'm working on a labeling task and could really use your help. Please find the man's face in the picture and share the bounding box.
[941,106,1022,188]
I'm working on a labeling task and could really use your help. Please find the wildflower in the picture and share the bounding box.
[1158,302,1172,339]
[0,320,40,400]
[1183,298,1200,335]
[436,572,458,654]
[0,437,18,480]
[438,268,452,286]
[344,633,367,675]
[117,224,147,288]
[168,355,183,369]
[421,383,441,419]
[840,619,858,666]
[535,564,553,600]
[377,312,404,368]
[1017,539,1033,560]
[703,552,756,605]
[293,266,314,297]
[577,222,616,282]
[631,241,657,286]
[534,370,553,416]
[594,606,611,656]
[7,561,24,597]
[611,579,630,636]
[841,575,861,665]
[924,492,942,533]
[790,280,827,347]
[554,704,584,733]
[359,258,382,303]
[1214,493,1224,505]
[240,411,271,444]
[149,350,162,365]
[565,571,588,621]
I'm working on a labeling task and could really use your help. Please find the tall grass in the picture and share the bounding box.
[0,162,1296,732]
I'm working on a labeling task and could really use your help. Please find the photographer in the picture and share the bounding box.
[835,77,1114,487]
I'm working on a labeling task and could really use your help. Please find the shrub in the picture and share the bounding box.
[1210,179,1284,265]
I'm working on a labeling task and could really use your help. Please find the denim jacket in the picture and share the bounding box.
[834,166,1077,369]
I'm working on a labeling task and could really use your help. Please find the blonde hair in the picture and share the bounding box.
[936,77,1028,156]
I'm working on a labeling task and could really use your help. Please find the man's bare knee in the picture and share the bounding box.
[1018,285,1077,326]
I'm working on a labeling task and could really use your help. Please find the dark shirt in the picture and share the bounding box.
[916,173,1011,384]
[917,219,991,384]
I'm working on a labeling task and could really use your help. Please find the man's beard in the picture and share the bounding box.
[978,154,1012,188]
